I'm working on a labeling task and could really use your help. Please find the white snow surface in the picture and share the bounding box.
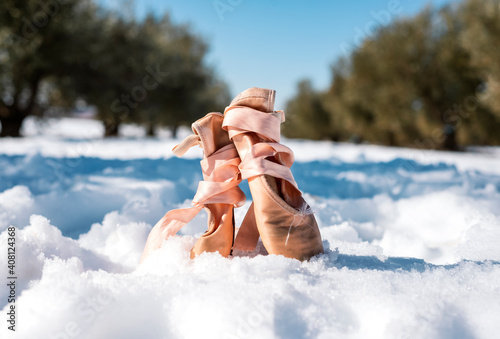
[0,117,500,339]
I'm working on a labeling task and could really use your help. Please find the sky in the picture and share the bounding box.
[100,0,462,109]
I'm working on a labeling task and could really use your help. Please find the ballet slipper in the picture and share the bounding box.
[223,87,324,261]
[140,113,245,263]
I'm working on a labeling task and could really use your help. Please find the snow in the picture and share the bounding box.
[1,117,500,338]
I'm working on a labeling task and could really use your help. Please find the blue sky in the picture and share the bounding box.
[100,0,462,108]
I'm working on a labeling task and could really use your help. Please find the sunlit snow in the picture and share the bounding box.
[1,117,499,339]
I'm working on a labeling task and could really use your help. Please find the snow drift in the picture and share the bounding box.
[0,118,499,339]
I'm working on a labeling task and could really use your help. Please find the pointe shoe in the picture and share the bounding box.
[223,88,324,261]
[140,113,245,263]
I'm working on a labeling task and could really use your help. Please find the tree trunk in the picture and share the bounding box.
[171,124,179,139]
[0,115,25,137]
[104,120,120,137]
[387,130,397,146]
[442,124,458,151]
[146,123,155,137]
[0,74,41,138]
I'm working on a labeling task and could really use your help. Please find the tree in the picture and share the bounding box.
[0,2,230,138]
[283,80,331,140]
[285,0,500,149]
[136,15,230,137]
[60,12,156,136]
[0,0,97,137]
[323,58,357,142]
[459,0,500,145]
[346,7,488,150]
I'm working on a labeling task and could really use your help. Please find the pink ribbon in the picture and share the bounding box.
[223,106,297,187]
[223,106,300,251]
[140,141,244,263]
[238,142,298,188]
[223,106,282,143]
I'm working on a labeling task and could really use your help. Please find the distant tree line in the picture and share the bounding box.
[0,0,229,137]
[284,0,500,150]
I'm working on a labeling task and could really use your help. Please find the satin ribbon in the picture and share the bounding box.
[223,106,301,251]
[223,106,297,187]
[140,137,244,263]
[223,106,283,143]
[239,142,298,189]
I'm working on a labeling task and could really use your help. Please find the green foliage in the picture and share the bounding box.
[460,0,500,145]
[285,0,500,150]
[0,0,97,136]
[283,80,331,140]
[135,15,230,137]
[0,0,229,137]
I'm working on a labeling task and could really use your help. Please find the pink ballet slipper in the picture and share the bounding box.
[223,88,324,261]
[140,113,245,263]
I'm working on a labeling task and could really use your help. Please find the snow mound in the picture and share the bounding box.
[1,117,500,338]
[1,216,499,339]
[0,186,34,229]
[78,211,151,269]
